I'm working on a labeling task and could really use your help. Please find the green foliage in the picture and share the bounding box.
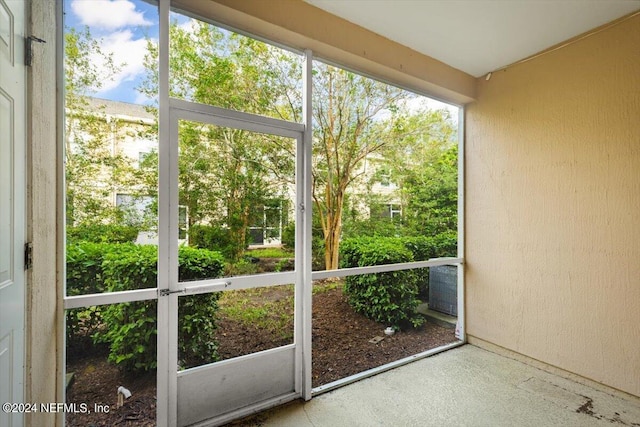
[281,222,295,249]
[65,27,148,228]
[98,244,224,371]
[188,224,233,258]
[402,232,457,260]
[280,219,326,270]
[224,259,259,276]
[66,242,225,372]
[176,293,221,369]
[245,247,294,259]
[139,21,297,262]
[92,244,159,370]
[403,154,458,236]
[65,242,116,349]
[312,63,416,270]
[178,245,226,280]
[66,242,113,295]
[273,258,294,272]
[340,237,423,329]
[67,224,139,244]
[393,132,458,237]
[342,216,404,239]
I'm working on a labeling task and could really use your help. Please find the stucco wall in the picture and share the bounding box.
[465,14,640,396]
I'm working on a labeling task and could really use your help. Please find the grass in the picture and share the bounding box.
[245,247,294,258]
[312,279,343,295]
[216,280,344,343]
[218,285,295,340]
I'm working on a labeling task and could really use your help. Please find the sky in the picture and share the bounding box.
[64,0,159,104]
[63,0,458,117]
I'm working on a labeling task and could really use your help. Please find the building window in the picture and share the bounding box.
[370,203,402,219]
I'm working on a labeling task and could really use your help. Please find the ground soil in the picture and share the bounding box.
[66,284,456,426]
[310,286,455,386]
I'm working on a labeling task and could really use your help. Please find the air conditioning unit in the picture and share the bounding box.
[429,265,458,316]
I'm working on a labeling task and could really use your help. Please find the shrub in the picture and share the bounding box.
[67,224,139,244]
[342,217,404,239]
[278,222,325,270]
[66,242,114,295]
[403,232,457,259]
[189,224,235,259]
[432,231,458,257]
[190,224,257,261]
[340,237,423,329]
[66,242,116,349]
[281,222,295,250]
[96,244,225,371]
[178,245,226,281]
[66,242,225,372]
[176,247,225,369]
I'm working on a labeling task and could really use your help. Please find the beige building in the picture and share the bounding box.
[66,98,157,228]
[5,1,640,426]
[71,98,402,245]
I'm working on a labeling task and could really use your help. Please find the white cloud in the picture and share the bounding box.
[71,0,152,30]
[134,90,157,106]
[175,16,200,35]
[91,30,155,93]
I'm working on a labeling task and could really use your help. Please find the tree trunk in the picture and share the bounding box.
[323,193,344,270]
[324,222,342,270]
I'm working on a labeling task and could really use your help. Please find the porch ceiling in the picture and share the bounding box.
[304,0,640,77]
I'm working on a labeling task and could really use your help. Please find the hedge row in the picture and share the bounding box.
[67,224,139,244]
[67,242,225,371]
[339,233,456,330]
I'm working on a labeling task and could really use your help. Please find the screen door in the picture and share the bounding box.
[160,100,307,426]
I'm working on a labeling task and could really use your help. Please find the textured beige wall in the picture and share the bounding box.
[465,14,640,397]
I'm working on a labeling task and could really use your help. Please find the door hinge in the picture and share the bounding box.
[25,35,46,67]
[24,242,33,270]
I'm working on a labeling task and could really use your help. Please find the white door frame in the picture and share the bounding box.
[157,99,310,426]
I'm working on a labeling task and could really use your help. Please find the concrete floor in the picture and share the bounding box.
[241,345,640,427]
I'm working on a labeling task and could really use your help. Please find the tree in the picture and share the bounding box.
[65,27,148,228]
[382,109,458,236]
[311,64,415,269]
[138,21,298,259]
[136,18,458,267]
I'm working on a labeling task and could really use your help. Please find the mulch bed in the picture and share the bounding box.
[311,286,455,385]
[64,355,156,427]
[66,285,456,426]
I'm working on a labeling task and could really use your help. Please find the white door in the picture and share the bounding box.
[158,102,309,426]
[0,1,26,426]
